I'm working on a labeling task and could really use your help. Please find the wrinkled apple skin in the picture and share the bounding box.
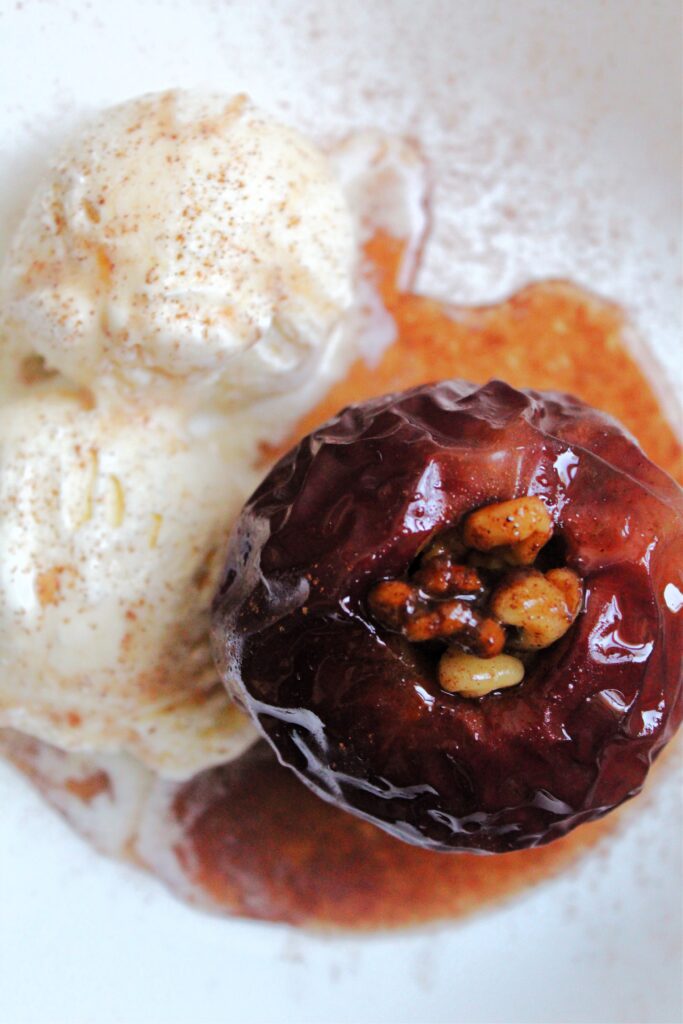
[212,380,683,852]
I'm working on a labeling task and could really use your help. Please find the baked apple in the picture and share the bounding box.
[212,379,683,852]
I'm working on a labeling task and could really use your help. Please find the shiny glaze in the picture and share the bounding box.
[214,310,683,853]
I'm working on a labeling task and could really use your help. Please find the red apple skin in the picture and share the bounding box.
[212,380,683,853]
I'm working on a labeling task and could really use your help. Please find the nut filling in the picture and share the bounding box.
[368,496,583,699]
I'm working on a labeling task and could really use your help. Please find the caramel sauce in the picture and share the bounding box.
[172,236,681,928]
[175,741,628,930]
[293,235,681,482]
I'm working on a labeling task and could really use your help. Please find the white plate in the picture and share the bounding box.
[0,2,681,1022]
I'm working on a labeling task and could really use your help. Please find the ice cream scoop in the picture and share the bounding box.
[0,389,259,777]
[1,90,356,426]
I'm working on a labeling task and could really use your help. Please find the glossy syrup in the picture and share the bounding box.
[167,236,681,928]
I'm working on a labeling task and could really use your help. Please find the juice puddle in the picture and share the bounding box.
[175,740,625,929]
[170,236,681,928]
[292,234,681,482]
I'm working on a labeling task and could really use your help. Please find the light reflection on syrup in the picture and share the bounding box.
[589,595,655,666]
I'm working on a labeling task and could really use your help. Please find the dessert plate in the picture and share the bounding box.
[0,2,680,1022]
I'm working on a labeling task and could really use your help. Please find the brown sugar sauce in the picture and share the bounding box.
[171,235,682,929]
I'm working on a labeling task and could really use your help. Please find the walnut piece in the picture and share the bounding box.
[368,497,583,699]
[439,650,525,698]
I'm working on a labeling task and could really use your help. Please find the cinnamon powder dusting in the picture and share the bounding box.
[171,236,681,929]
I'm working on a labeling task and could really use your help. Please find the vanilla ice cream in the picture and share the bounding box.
[0,89,366,776]
[0,389,261,776]
[1,90,356,423]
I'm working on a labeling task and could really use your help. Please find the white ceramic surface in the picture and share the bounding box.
[0,2,681,1023]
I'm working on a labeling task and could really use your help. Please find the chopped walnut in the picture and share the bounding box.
[463,495,553,566]
[413,558,484,598]
[368,580,418,631]
[545,567,583,618]
[369,578,504,655]
[367,496,583,699]
[439,651,525,698]
[491,568,582,650]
